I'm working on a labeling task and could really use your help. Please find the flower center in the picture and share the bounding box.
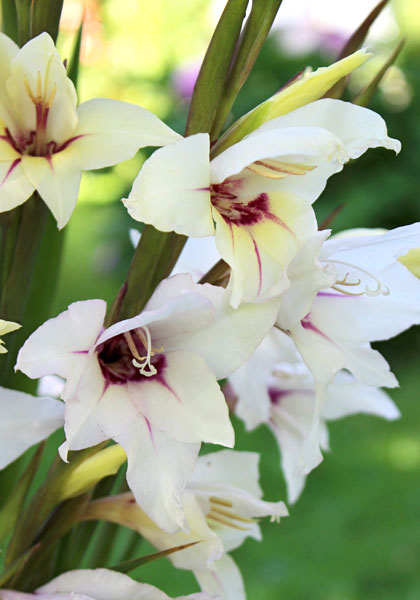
[206,496,254,531]
[210,178,273,227]
[97,326,165,385]
[1,69,77,158]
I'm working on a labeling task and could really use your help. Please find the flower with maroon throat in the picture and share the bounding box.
[16,274,279,533]
[0,32,181,228]
[123,98,400,307]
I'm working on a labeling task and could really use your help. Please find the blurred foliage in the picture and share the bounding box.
[1,0,419,597]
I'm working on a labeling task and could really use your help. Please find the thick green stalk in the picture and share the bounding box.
[0,195,49,386]
[2,0,18,41]
[111,229,187,321]
[109,0,254,323]
[210,0,283,140]
[30,0,63,42]
[14,0,31,44]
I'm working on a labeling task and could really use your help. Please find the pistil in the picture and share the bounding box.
[328,259,390,297]
[123,326,163,378]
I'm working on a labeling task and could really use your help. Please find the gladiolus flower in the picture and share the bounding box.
[0,32,181,228]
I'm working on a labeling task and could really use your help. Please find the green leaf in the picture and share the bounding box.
[0,544,39,587]
[5,444,105,567]
[67,19,83,88]
[9,494,91,591]
[29,0,64,42]
[0,444,44,547]
[185,0,249,136]
[324,0,389,99]
[210,0,283,139]
[15,0,31,45]
[1,0,18,42]
[110,541,201,574]
[352,39,405,107]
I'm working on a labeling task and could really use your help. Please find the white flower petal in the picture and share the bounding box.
[164,278,279,379]
[0,155,35,213]
[322,222,420,272]
[0,34,19,134]
[59,354,109,461]
[21,148,82,229]
[322,372,400,421]
[123,134,214,237]
[343,342,398,388]
[276,230,334,329]
[130,350,234,447]
[254,98,401,159]
[230,331,285,430]
[6,32,77,145]
[97,286,214,348]
[210,126,344,184]
[198,454,261,508]
[37,567,200,600]
[0,387,64,469]
[194,554,245,600]
[115,416,200,534]
[74,98,182,170]
[16,299,106,380]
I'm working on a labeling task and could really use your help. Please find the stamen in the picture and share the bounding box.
[36,71,42,101]
[46,82,57,108]
[24,77,37,104]
[328,259,390,297]
[210,506,254,524]
[206,512,248,531]
[209,496,233,508]
[247,159,316,179]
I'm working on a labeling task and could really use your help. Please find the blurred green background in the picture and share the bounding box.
[6,0,420,598]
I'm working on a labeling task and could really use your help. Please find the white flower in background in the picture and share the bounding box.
[17,274,279,533]
[270,223,420,472]
[229,330,400,504]
[0,32,181,228]
[0,386,64,469]
[124,98,399,307]
[0,568,212,600]
[82,450,288,600]
[0,318,20,353]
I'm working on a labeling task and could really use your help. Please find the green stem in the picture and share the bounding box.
[108,228,187,322]
[0,195,49,386]
[14,0,31,45]
[210,0,283,140]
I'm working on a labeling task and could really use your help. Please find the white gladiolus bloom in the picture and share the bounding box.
[124,99,400,307]
[0,386,64,469]
[271,223,420,472]
[83,451,288,600]
[229,331,400,503]
[0,318,20,353]
[0,32,181,228]
[16,274,279,533]
[0,568,212,600]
